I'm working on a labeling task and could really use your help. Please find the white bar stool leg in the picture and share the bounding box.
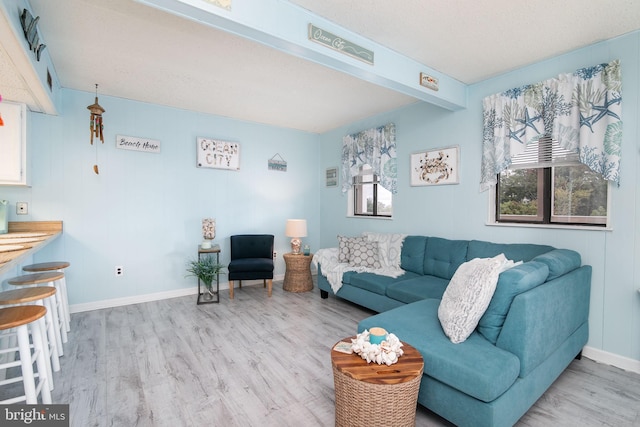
[54,276,71,333]
[35,315,54,391]
[16,325,38,403]
[41,296,61,370]
[29,318,52,404]
[56,273,71,331]
[53,285,68,344]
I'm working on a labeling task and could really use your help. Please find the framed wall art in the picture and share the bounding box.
[196,137,240,170]
[268,153,287,172]
[326,167,338,187]
[410,145,459,186]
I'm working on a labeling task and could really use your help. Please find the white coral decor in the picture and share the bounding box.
[351,330,404,366]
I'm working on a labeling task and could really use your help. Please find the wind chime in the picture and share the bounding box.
[87,84,105,174]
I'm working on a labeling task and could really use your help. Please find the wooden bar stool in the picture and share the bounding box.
[0,287,62,382]
[0,305,52,404]
[8,272,68,345]
[22,262,71,332]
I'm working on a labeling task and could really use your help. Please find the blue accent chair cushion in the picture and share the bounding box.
[228,234,274,281]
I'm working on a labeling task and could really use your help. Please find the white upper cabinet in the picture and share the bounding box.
[0,101,27,186]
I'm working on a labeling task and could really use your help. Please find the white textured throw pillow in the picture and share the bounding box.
[363,232,407,269]
[348,240,382,269]
[438,254,507,344]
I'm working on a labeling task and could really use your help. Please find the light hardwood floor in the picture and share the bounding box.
[5,280,639,426]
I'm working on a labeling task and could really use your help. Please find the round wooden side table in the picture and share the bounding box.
[331,337,424,427]
[283,253,313,292]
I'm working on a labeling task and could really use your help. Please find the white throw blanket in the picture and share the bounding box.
[312,233,407,294]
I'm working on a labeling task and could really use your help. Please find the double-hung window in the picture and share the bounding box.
[353,165,392,217]
[496,136,608,226]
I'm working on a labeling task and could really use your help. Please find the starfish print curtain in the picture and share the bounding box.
[341,123,397,194]
[480,60,622,192]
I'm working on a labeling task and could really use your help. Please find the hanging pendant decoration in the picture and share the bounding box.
[87,84,105,174]
[88,84,105,144]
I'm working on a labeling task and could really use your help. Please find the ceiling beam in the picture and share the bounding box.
[136,0,467,111]
[0,0,59,114]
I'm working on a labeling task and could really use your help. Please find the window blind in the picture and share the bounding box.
[509,136,580,170]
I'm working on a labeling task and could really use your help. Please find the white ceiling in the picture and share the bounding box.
[2,0,640,134]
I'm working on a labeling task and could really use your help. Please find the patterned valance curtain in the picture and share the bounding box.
[480,60,622,192]
[341,123,397,194]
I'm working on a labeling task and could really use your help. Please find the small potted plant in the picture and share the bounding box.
[186,256,226,302]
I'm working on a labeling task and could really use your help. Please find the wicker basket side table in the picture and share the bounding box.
[331,337,424,427]
[283,252,313,292]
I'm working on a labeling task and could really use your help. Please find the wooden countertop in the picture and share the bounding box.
[0,221,63,275]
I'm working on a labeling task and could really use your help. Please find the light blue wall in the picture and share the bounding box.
[318,33,640,363]
[0,89,320,304]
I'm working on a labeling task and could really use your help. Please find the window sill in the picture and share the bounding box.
[347,214,393,220]
[485,221,612,231]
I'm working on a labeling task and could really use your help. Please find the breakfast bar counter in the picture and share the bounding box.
[0,221,63,275]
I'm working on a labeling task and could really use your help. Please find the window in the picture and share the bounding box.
[496,137,608,226]
[353,165,392,217]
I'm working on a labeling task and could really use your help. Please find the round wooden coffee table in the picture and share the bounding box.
[331,336,424,427]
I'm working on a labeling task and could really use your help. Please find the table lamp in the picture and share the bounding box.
[285,219,307,255]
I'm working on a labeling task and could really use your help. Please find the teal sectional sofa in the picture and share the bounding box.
[317,236,592,427]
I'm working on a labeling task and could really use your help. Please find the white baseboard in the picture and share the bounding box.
[69,275,285,314]
[69,286,199,313]
[582,346,640,374]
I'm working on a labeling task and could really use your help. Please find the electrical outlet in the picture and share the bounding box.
[273,251,277,259]
[115,266,124,276]
[16,202,28,215]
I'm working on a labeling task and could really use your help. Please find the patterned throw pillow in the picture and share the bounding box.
[337,235,365,263]
[362,231,407,269]
[348,239,381,269]
[438,255,505,344]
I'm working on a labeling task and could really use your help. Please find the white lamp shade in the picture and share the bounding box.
[285,219,307,237]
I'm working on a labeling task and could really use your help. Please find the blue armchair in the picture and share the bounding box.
[228,234,275,299]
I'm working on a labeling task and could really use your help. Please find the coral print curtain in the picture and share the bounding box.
[341,123,397,194]
[480,60,622,192]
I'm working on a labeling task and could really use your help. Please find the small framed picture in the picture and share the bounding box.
[410,145,459,186]
[326,167,338,187]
